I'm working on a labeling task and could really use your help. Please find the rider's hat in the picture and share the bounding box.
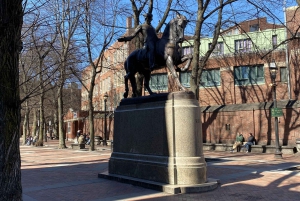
[143,13,153,19]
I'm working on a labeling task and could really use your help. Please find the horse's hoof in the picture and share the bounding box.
[175,68,181,72]
[180,87,188,92]
[123,92,128,98]
[124,74,130,79]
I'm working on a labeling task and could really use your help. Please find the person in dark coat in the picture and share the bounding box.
[118,13,158,71]
[243,133,255,153]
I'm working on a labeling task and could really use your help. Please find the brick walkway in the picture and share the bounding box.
[21,140,300,201]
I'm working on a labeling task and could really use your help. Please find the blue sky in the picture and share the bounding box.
[115,0,298,37]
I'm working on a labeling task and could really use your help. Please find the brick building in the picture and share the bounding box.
[64,109,87,140]
[196,8,300,146]
[66,7,300,147]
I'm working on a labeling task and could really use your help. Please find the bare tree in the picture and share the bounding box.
[190,0,237,100]
[30,19,58,145]
[19,61,39,145]
[20,1,61,145]
[73,0,121,151]
[52,0,81,149]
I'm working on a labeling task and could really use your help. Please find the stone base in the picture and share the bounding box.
[109,91,209,186]
[202,143,215,151]
[109,152,207,185]
[214,144,232,151]
[203,143,296,154]
[98,171,219,194]
[71,143,85,149]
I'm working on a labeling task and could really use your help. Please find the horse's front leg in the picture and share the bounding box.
[123,76,129,98]
[180,53,193,71]
[129,75,138,97]
[166,55,188,92]
[144,71,155,95]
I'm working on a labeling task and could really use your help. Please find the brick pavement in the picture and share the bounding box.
[21,139,300,201]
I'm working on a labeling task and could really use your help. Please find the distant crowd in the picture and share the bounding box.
[25,130,103,146]
[25,135,38,146]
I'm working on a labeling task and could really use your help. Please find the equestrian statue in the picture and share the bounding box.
[118,12,193,98]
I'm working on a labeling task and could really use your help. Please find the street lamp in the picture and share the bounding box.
[269,62,282,159]
[103,92,109,146]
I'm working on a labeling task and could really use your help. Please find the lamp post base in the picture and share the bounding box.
[274,150,282,159]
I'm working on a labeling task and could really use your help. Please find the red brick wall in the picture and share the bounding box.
[202,106,300,146]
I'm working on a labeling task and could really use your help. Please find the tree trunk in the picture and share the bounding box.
[22,101,30,145]
[190,3,203,100]
[58,86,67,149]
[88,101,95,151]
[37,94,45,146]
[32,109,38,138]
[0,0,23,200]
[87,76,95,151]
[53,112,58,139]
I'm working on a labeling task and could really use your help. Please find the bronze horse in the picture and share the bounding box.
[123,13,193,98]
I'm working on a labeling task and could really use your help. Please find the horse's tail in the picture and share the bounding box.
[123,50,142,98]
[123,60,129,98]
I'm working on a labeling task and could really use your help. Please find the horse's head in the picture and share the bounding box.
[172,13,188,43]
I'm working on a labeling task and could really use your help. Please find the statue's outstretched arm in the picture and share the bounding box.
[118,25,142,42]
[118,36,133,42]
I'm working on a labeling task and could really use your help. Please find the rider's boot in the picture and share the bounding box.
[124,72,131,79]
[150,64,157,71]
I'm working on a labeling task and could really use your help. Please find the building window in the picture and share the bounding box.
[234,65,265,86]
[180,71,191,87]
[181,46,193,56]
[272,35,277,48]
[280,67,287,82]
[149,73,168,91]
[200,69,221,87]
[67,122,71,133]
[209,42,224,56]
[73,112,77,119]
[235,39,252,53]
[249,24,259,32]
[233,28,239,35]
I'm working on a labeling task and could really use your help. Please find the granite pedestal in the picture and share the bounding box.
[99,91,218,193]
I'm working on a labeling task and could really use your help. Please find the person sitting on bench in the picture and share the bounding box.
[230,133,244,152]
[242,133,255,153]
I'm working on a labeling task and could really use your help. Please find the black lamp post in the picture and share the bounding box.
[269,62,282,159]
[103,92,108,146]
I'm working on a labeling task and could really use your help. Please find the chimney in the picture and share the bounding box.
[126,17,132,30]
